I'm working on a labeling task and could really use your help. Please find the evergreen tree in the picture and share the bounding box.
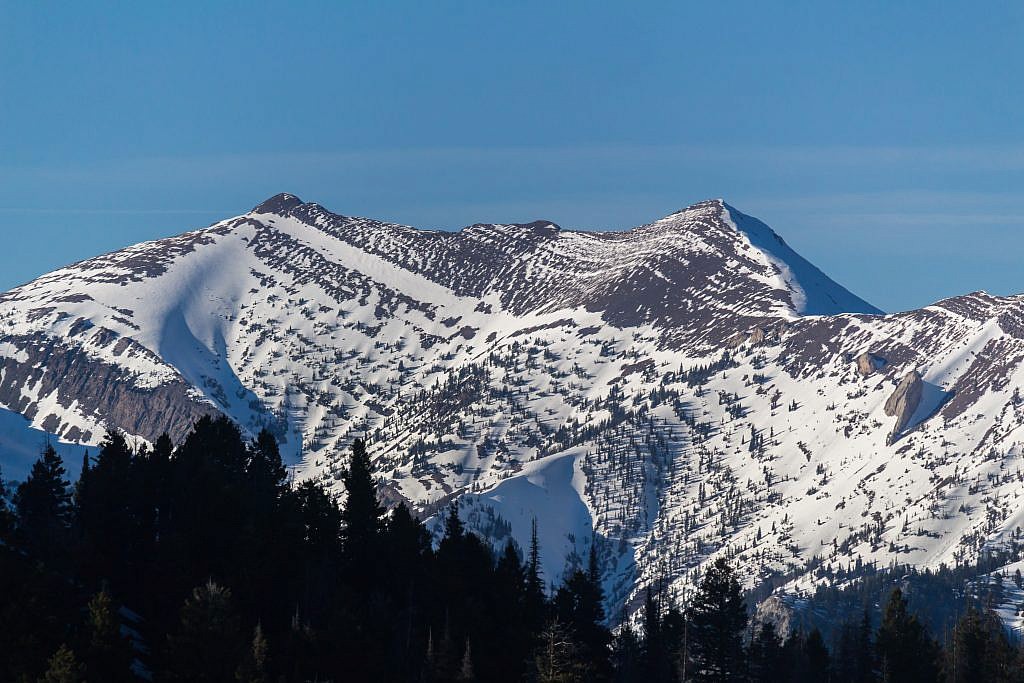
[177,415,249,477]
[637,586,687,682]
[292,479,342,556]
[610,619,642,683]
[231,428,293,634]
[164,580,243,682]
[136,432,173,604]
[161,416,253,610]
[147,433,173,530]
[340,438,384,560]
[588,538,601,586]
[640,588,671,682]
[285,479,342,632]
[799,628,831,682]
[834,610,874,683]
[494,539,532,680]
[496,538,526,593]
[458,638,476,682]
[14,444,72,565]
[947,605,1014,683]
[434,500,504,680]
[80,590,133,682]
[748,622,786,683]
[426,619,457,682]
[534,620,582,682]
[339,436,384,623]
[38,644,84,683]
[686,557,747,682]
[235,623,270,683]
[381,502,432,680]
[553,554,611,680]
[0,462,13,543]
[660,601,687,681]
[75,431,143,591]
[876,588,940,683]
[443,499,465,540]
[151,433,173,466]
[72,450,90,508]
[335,438,398,680]
[384,501,432,598]
[247,429,287,495]
[525,518,548,633]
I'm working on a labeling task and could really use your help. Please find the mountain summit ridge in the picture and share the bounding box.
[247,192,880,325]
[3,195,1024,625]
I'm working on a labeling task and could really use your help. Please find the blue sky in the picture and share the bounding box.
[1,1,1023,312]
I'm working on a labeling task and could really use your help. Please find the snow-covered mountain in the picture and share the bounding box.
[5,193,1024,624]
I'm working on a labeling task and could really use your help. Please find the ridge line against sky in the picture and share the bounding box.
[2,141,1023,312]
[2,1,1023,312]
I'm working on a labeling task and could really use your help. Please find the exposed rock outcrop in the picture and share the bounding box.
[885,370,923,438]
[751,595,794,639]
[727,326,767,348]
[251,192,305,216]
[855,352,886,377]
[0,332,219,444]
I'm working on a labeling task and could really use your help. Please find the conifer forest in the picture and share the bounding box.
[2,416,1023,682]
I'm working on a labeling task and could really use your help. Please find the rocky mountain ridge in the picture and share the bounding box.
[3,194,1024,625]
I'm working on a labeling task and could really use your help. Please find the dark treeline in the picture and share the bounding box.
[0,416,602,682]
[2,415,1024,682]
[772,553,1024,648]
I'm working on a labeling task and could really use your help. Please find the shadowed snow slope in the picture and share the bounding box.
[722,203,882,316]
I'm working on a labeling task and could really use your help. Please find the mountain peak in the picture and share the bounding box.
[719,202,884,316]
[252,192,305,216]
[658,197,726,220]
[240,193,879,323]
[515,219,560,233]
[635,198,881,318]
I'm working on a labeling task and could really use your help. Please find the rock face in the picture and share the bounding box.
[726,326,767,348]
[752,595,795,639]
[0,332,217,444]
[884,371,924,437]
[855,352,886,377]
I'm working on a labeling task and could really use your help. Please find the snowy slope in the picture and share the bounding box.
[722,203,881,316]
[3,193,1024,621]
